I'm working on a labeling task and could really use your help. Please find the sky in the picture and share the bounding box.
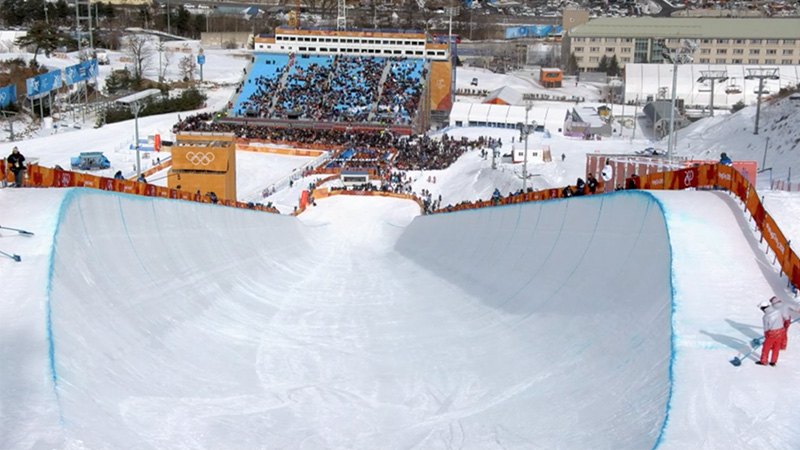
[1,39,799,449]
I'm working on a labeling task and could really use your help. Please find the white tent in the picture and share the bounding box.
[449,102,567,131]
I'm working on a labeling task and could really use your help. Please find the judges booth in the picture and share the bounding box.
[340,171,370,188]
[168,132,237,201]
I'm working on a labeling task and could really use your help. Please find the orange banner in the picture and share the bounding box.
[430,60,453,111]
[5,164,279,214]
[237,145,327,157]
[6,162,799,291]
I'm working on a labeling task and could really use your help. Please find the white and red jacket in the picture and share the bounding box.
[770,297,799,322]
[763,305,787,332]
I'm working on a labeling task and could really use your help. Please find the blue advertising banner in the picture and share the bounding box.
[0,84,16,107]
[505,25,562,40]
[65,59,98,85]
[26,70,62,97]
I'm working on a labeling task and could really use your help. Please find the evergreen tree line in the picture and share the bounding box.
[565,53,623,77]
[1,0,115,27]
[104,87,206,124]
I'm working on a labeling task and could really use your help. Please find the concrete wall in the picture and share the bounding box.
[200,32,252,49]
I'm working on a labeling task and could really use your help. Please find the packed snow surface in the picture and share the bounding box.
[1,187,798,449]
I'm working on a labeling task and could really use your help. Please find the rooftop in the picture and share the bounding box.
[569,17,800,40]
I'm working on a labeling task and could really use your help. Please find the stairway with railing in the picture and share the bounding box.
[368,60,394,122]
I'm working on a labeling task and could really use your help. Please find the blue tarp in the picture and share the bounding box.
[26,70,62,97]
[0,84,16,107]
[65,59,98,85]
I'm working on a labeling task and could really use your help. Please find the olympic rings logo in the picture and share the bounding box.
[185,152,215,166]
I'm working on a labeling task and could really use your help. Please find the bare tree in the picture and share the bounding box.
[302,0,338,21]
[126,34,154,81]
[178,54,196,81]
[157,41,173,83]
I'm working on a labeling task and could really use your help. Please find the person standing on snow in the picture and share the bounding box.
[6,147,25,187]
[757,300,788,366]
[601,159,614,193]
[586,173,598,194]
[769,296,799,350]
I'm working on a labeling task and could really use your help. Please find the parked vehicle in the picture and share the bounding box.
[70,152,111,170]
[96,50,109,65]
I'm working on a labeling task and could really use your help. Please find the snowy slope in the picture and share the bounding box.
[676,95,800,183]
[1,188,797,449]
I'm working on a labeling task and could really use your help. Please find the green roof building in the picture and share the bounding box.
[566,17,800,70]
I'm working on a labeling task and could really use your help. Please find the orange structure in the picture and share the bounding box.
[169,132,237,202]
[540,68,562,88]
[0,161,277,213]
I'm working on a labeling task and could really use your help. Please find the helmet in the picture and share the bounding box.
[758,301,770,309]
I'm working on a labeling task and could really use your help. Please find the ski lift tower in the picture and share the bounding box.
[662,39,698,164]
[75,0,94,53]
[74,0,95,123]
[1,110,18,141]
[116,89,161,180]
[516,103,536,192]
[697,70,727,117]
[745,68,779,135]
[337,0,346,30]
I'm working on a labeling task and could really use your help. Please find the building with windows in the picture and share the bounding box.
[566,17,800,71]
[254,27,450,61]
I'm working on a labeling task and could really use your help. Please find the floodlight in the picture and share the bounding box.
[116,89,161,179]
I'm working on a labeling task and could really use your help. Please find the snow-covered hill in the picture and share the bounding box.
[676,93,800,183]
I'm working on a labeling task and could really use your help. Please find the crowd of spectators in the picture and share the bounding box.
[173,115,488,174]
[321,56,385,122]
[272,55,336,120]
[231,53,426,125]
[375,60,426,125]
[236,57,289,117]
[325,148,391,170]
[392,134,481,171]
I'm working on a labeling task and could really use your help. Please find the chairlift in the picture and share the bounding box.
[754,87,771,95]
[698,80,712,93]
[725,78,742,95]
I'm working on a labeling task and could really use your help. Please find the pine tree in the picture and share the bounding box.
[608,55,620,77]
[566,52,578,75]
[15,21,61,64]
[597,55,609,74]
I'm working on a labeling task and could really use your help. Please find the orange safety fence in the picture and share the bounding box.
[430,163,798,291]
[132,159,173,181]
[236,145,328,157]
[633,164,799,290]
[236,137,345,152]
[0,162,280,214]
[294,187,425,216]
[4,160,796,290]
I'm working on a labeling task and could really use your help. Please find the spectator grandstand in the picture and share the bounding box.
[375,59,425,125]
[234,54,291,117]
[231,53,427,127]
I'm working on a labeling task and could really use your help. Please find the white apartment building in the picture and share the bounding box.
[567,17,800,71]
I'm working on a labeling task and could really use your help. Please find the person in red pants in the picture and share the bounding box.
[758,301,788,366]
[769,296,799,350]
